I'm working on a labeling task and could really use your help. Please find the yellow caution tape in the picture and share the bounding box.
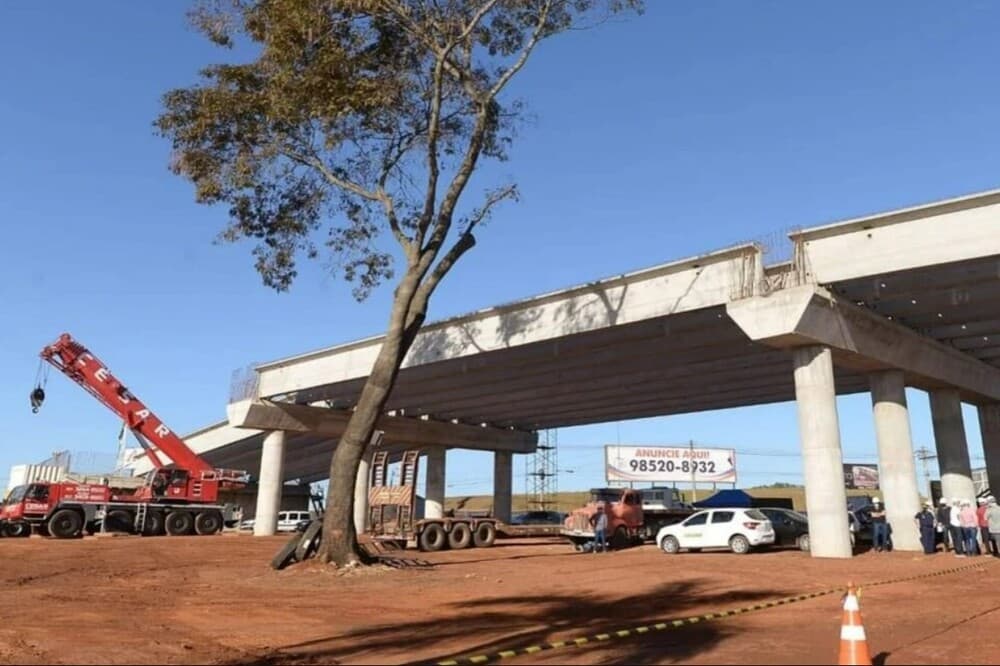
[434,560,993,666]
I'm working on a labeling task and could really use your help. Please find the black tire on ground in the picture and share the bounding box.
[797,534,811,552]
[448,522,473,550]
[472,522,496,548]
[165,511,194,536]
[48,509,84,539]
[295,521,323,562]
[5,522,31,538]
[419,523,447,552]
[194,511,223,536]
[660,535,680,554]
[611,526,629,551]
[271,533,301,570]
[105,509,134,534]
[729,534,751,554]
[142,511,165,536]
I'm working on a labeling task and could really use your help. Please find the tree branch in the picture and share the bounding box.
[489,0,553,100]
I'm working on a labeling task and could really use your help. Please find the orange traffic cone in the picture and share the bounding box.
[838,582,872,666]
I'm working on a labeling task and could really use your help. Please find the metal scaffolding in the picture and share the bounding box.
[526,429,558,510]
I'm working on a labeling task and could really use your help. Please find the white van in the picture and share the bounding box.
[240,510,313,532]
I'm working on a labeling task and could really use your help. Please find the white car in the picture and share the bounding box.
[656,508,775,554]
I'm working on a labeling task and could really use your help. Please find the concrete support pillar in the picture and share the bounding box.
[493,451,513,524]
[792,346,852,558]
[253,430,286,536]
[352,432,384,534]
[929,389,976,503]
[869,370,922,551]
[425,448,446,519]
[353,448,374,534]
[978,404,1000,496]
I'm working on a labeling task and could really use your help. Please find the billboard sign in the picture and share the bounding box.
[843,463,879,490]
[605,445,737,484]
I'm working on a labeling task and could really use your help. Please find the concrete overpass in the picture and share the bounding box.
[139,188,1000,557]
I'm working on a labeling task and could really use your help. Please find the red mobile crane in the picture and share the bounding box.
[1,333,247,539]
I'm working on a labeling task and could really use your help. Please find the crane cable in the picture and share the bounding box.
[30,359,49,413]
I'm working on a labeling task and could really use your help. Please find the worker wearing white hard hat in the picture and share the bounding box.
[870,497,888,552]
[978,497,996,556]
[914,501,936,554]
[949,499,965,556]
[959,500,980,556]
[935,498,952,553]
[987,499,1000,558]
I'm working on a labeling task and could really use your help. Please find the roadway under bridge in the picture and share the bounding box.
[134,188,1000,557]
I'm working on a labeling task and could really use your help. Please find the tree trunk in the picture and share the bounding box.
[317,279,429,566]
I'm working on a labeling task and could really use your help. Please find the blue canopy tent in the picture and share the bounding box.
[692,489,754,508]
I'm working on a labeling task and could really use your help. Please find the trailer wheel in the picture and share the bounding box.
[49,509,83,539]
[447,522,473,550]
[5,522,30,538]
[472,522,496,548]
[105,510,134,533]
[419,523,447,552]
[271,533,301,570]
[165,511,194,536]
[194,511,223,535]
[295,521,323,562]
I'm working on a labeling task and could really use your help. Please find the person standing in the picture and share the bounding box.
[949,498,965,556]
[870,498,888,552]
[959,500,979,556]
[936,497,952,552]
[986,497,1000,558]
[977,498,995,557]
[914,501,937,554]
[590,502,608,553]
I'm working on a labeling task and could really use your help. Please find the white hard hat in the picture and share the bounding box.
[872,497,881,503]
[978,497,987,504]
[939,498,948,505]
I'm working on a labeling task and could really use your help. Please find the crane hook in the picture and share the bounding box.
[30,387,45,414]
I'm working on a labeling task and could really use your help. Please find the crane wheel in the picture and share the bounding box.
[105,510,134,534]
[271,533,301,570]
[472,522,496,548]
[5,522,30,538]
[447,522,473,549]
[194,511,223,535]
[165,511,194,536]
[142,512,165,536]
[48,509,84,539]
[419,523,447,552]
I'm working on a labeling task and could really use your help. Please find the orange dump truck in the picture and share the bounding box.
[561,487,694,550]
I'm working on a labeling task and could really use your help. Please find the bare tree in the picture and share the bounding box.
[156,0,643,566]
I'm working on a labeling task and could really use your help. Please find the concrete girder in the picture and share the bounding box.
[793,189,1000,284]
[831,256,1000,305]
[227,400,537,453]
[924,317,1000,340]
[726,285,1000,404]
[492,373,871,430]
[253,246,761,401]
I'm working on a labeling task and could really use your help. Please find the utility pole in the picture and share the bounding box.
[915,446,936,501]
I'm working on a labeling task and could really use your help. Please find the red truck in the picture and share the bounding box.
[560,487,694,550]
[1,334,247,538]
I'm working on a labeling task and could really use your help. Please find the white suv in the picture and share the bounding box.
[657,508,775,554]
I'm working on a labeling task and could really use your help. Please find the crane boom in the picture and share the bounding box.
[38,333,242,483]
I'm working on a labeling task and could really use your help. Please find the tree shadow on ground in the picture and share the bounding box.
[231,577,797,666]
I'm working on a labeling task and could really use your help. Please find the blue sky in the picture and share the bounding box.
[1,2,997,497]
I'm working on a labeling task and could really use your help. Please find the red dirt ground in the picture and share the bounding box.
[0,534,997,665]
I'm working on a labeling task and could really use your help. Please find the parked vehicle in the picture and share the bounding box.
[3,334,247,539]
[561,487,694,550]
[656,508,775,554]
[758,507,810,551]
[367,450,499,551]
[509,510,565,525]
[241,510,313,533]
